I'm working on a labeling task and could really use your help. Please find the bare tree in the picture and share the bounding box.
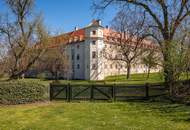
[103,10,152,79]
[93,0,190,96]
[141,49,161,80]
[35,44,70,80]
[0,0,49,79]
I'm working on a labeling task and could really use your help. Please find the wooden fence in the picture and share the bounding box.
[50,83,168,101]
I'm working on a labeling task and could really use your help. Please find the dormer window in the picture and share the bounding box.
[92,30,96,35]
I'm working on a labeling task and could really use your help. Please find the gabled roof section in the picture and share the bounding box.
[103,28,159,49]
[50,19,103,48]
[50,28,85,48]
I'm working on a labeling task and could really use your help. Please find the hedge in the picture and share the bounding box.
[0,80,49,105]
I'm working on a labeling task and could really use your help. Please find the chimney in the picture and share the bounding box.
[74,26,79,31]
[97,19,102,26]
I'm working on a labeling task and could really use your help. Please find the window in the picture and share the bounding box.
[92,51,96,58]
[77,64,80,69]
[110,64,112,69]
[92,64,96,70]
[77,54,80,60]
[115,64,118,69]
[92,41,96,45]
[115,55,118,59]
[72,55,74,60]
[105,64,107,69]
[77,44,80,48]
[71,49,74,60]
[92,30,96,35]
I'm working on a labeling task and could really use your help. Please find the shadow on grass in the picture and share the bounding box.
[128,100,190,123]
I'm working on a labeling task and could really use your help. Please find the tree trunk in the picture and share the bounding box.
[186,70,189,80]
[146,67,150,80]
[162,43,175,97]
[126,64,131,79]
[9,73,20,79]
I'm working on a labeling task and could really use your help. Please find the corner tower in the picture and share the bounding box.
[84,20,105,80]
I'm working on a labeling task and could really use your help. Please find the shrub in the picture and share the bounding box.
[36,73,47,80]
[0,80,49,105]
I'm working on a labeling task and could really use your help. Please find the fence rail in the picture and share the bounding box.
[50,83,168,101]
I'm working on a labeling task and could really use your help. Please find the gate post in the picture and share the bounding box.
[67,83,71,102]
[50,83,53,101]
[112,85,116,102]
[91,84,94,101]
[145,83,149,99]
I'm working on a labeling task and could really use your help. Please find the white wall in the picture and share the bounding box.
[65,41,85,79]
[63,25,161,80]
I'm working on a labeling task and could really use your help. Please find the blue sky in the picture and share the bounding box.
[0,0,118,33]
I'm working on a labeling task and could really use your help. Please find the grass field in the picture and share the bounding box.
[1,73,189,86]
[56,73,165,85]
[21,72,189,86]
[0,101,190,130]
[0,73,189,130]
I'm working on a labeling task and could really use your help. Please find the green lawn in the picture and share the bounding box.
[1,72,189,85]
[0,101,190,130]
[26,73,164,85]
[104,73,164,84]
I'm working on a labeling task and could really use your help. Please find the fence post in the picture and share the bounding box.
[112,85,116,102]
[145,83,149,99]
[91,84,94,101]
[50,83,53,101]
[67,83,71,102]
[70,83,72,101]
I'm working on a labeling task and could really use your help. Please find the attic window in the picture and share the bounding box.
[92,30,96,35]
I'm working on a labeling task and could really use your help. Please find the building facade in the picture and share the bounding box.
[51,20,160,80]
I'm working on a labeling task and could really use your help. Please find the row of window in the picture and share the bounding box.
[76,64,147,70]
[75,64,97,70]
[72,51,97,61]
[104,64,147,70]
[73,51,152,63]
[105,64,126,69]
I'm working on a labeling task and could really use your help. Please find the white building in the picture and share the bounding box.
[51,20,160,80]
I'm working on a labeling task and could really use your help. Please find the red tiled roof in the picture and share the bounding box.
[103,28,159,49]
[50,26,158,49]
[49,29,85,48]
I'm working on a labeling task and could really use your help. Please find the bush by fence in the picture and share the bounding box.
[0,81,48,105]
